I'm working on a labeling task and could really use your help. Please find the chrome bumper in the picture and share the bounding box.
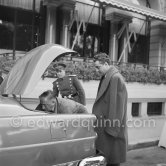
[78,156,105,166]
[55,156,105,166]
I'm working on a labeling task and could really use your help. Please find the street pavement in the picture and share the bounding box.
[122,146,166,166]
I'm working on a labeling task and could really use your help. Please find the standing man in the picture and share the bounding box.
[92,53,128,166]
[53,62,86,105]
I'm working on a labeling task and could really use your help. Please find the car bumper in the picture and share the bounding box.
[55,156,105,166]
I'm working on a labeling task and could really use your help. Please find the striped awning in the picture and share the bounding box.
[94,0,166,21]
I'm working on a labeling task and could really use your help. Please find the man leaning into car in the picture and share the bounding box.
[36,90,88,114]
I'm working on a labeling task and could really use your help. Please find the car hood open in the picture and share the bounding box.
[0,44,75,95]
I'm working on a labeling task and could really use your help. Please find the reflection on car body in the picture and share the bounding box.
[0,44,105,166]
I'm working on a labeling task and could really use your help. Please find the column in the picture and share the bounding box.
[140,102,148,118]
[60,2,75,48]
[64,25,68,47]
[107,18,132,63]
[45,5,57,43]
[109,22,118,62]
[127,102,133,119]
[149,20,166,67]
[60,8,71,48]
[162,102,166,116]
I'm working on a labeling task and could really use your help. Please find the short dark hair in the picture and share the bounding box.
[94,52,111,65]
[39,90,53,99]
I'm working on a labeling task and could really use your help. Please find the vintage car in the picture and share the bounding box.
[0,44,105,166]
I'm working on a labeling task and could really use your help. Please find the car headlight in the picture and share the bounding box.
[78,156,105,166]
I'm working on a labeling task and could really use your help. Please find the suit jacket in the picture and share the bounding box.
[36,97,88,114]
[92,66,128,164]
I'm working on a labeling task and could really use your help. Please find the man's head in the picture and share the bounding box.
[94,53,112,74]
[53,62,66,78]
[39,90,57,112]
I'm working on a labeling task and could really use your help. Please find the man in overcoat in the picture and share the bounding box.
[92,53,128,166]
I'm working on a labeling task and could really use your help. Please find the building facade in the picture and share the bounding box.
[0,0,166,67]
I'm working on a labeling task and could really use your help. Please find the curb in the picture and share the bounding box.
[128,140,159,151]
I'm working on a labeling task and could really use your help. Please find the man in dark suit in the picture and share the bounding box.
[53,62,86,105]
[92,53,128,166]
[36,90,87,114]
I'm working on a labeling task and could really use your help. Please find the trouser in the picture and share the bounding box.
[96,151,120,166]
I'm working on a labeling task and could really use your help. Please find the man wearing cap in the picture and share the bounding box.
[52,62,86,105]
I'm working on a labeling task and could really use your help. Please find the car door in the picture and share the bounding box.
[46,114,97,165]
[0,104,96,166]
